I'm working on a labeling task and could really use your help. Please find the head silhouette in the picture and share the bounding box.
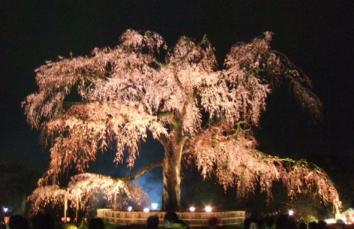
[275,214,288,229]
[164,211,179,224]
[88,217,104,229]
[32,213,55,229]
[147,215,159,229]
[208,217,219,228]
[9,215,29,229]
[164,211,179,228]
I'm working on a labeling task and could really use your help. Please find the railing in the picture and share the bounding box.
[97,209,245,227]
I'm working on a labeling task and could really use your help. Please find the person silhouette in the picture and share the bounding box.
[207,217,219,229]
[31,213,55,229]
[164,212,187,229]
[9,215,29,229]
[147,215,159,229]
[88,217,104,229]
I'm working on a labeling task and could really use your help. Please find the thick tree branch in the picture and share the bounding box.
[119,161,162,181]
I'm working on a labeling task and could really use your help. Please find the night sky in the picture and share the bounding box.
[1,1,353,209]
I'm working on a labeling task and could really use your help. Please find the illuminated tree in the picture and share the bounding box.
[28,185,66,214]
[28,173,148,215]
[67,173,148,212]
[23,29,341,212]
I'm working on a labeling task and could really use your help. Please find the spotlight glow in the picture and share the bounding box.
[127,206,133,212]
[3,207,8,213]
[151,203,158,210]
[143,207,150,213]
[288,209,294,216]
[204,205,212,213]
[189,206,196,212]
[325,218,335,224]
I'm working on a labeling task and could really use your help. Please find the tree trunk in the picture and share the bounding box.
[162,141,183,211]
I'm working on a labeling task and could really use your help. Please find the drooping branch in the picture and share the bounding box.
[186,128,342,213]
[27,185,67,214]
[224,32,322,121]
[29,173,149,214]
[37,102,167,184]
[23,29,314,181]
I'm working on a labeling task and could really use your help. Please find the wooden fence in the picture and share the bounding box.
[97,209,245,227]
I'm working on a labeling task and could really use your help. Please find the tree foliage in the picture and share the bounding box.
[28,173,148,214]
[23,29,340,212]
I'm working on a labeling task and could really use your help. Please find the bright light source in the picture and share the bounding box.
[189,206,196,212]
[143,207,150,213]
[288,209,294,216]
[151,203,158,210]
[127,206,133,212]
[3,207,8,213]
[204,205,212,213]
[60,217,71,223]
[325,218,335,224]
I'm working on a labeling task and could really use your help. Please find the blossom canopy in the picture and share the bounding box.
[23,29,339,212]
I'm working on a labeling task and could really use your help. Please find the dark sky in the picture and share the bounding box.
[1,0,353,207]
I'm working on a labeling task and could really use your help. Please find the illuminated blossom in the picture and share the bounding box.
[24,29,338,211]
[28,173,148,214]
[28,185,66,213]
[188,128,341,213]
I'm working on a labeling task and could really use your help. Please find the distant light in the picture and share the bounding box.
[3,207,8,213]
[288,209,294,216]
[189,206,196,212]
[60,217,71,223]
[143,207,150,213]
[127,206,133,212]
[151,203,158,210]
[204,205,212,213]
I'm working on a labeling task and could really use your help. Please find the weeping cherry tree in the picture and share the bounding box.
[28,173,148,215]
[23,29,341,212]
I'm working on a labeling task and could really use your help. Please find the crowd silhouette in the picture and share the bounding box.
[0,211,353,229]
